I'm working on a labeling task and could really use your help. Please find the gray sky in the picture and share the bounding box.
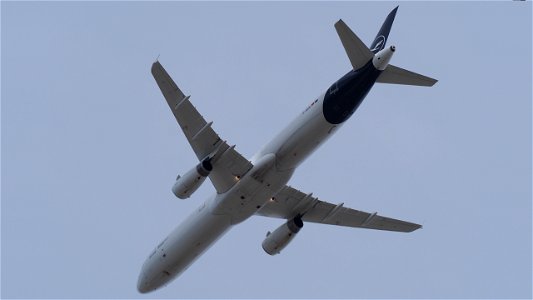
[2,1,531,299]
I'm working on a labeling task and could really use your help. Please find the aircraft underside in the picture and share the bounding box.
[138,6,436,294]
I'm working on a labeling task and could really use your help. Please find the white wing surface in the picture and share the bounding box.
[151,61,252,194]
[257,185,421,232]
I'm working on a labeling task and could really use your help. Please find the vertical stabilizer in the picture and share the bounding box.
[369,6,398,53]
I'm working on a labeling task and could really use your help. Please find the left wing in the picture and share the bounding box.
[256,185,421,232]
[151,61,253,194]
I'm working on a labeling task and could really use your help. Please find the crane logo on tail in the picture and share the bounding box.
[370,35,386,52]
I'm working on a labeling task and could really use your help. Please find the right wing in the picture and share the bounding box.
[151,61,253,194]
[257,185,421,233]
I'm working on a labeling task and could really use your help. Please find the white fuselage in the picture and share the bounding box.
[137,92,343,293]
[138,7,434,291]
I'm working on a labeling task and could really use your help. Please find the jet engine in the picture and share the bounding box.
[262,216,303,255]
[171,159,212,199]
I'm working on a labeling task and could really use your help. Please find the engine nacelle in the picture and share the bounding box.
[171,159,212,199]
[262,216,303,255]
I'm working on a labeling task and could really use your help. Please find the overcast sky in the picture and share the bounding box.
[2,1,532,299]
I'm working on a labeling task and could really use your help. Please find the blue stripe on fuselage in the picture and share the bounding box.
[323,60,382,124]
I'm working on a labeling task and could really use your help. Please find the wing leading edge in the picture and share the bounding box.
[257,185,421,233]
[151,61,252,194]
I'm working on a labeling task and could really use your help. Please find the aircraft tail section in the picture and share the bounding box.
[369,6,398,53]
[335,19,373,70]
[335,6,398,70]
[335,6,437,86]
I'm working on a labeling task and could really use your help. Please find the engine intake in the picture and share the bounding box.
[171,159,212,199]
[262,216,303,255]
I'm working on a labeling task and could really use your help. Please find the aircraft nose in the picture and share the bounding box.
[137,273,150,294]
[137,269,172,294]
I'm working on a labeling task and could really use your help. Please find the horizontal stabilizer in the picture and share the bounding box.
[335,19,373,70]
[151,61,253,194]
[377,64,437,87]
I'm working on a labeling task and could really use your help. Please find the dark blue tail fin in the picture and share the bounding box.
[369,6,398,53]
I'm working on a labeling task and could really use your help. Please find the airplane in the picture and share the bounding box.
[137,6,437,294]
